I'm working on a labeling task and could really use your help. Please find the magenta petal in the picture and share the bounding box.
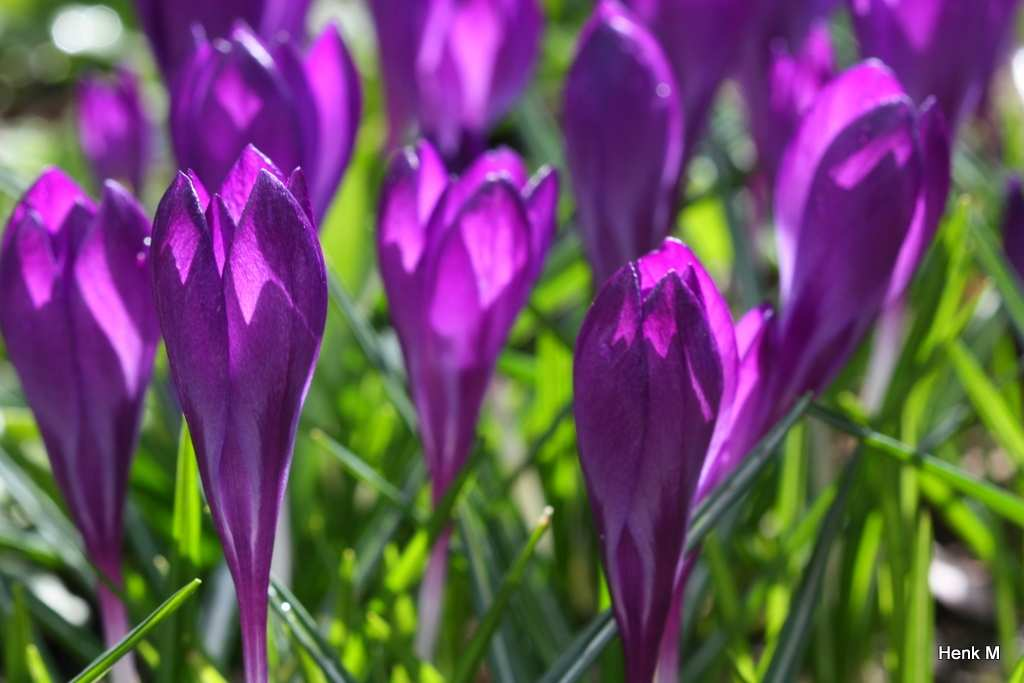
[76,68,151,192]
[574,255,725,683]
[218,145,287,222]
[303,23,361,219]
[565,2,684,286]
[523,167,559,280]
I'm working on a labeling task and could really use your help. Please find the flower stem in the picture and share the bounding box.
[97,582,137,683]
[415,527,452,659]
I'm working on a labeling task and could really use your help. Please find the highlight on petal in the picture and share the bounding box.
[565,1,684,286]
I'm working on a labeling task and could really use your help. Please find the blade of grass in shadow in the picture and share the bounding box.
[762,453,861,683]
[159,422,203,683]
[451,506,553,683]
[310,429,408,511]
[70,578,201,683]
[903,512,934,683]
[269,579,358,683]
[809,402,1024,526]
[970,206,1024,340]
[536,610,617,683]
[324,265,417,431]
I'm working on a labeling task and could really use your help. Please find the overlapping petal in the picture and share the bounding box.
[171,23,359,222]
[152,149,326,683]
[574,240,729,683]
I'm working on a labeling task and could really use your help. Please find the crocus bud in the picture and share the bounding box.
[1003,176,1024,280]
[76,67,151,194]
[170,22,360,222]
[564,1,684,286]
[135,0,311,82]
[849,0,1020,128]
[573,238,734,683]
[151,146,327,683]
[741,22,834,186]
[0,170,158,678]
[368,0,543,162]
[377,140,558,656]
[622,0,757,161]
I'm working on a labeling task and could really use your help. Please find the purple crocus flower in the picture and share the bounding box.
[151,146,327,683]
[135,0,311,82]
[564,1,684,287]
[702,61,951,500]
[0,170,158,679]
[741,21,834,188]
[377,140,558,656]
[1003,175,1024,281]
[573,238,736,683]
[621,0,758,162]
[76,67,151,194]
[849,0,1021,129]
[170,22,360,222]
[368,0,543,162]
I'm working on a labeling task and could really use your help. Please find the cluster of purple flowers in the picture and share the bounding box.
[1,0,1021,681]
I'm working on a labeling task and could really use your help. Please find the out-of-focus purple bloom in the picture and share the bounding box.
[171,22,360,222]
[151,146,327,683]
[1003,176,1024,281]
[368,0,543,162]
[574,238,734,683]
[76,67,151,193]
[135,0,311,82]
[703,61,951,499]
[741,21,834,186]
[564,1,684,287]
[622,0,757,161]
[0,170,158,675]
[849,0,1020,128]
[377,140,558,655]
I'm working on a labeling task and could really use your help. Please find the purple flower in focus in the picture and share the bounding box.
[849,0,1020,128]
[700,61,951,499]
[1003,175,1024,281]
[368,0,543,162]
[377,140,558,656]
[564,1,684,287]
[171,22,360,222]
[76,67,151,193]
[573,238,736,683]
[135,0,311,82]
[151,146,327,683]
[0,171,158,678]
[622,0,758,162]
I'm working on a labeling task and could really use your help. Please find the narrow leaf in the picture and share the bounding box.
[269,579,358,683]
[451,507,553,683]
[970,207,1024,340]
[947,340,1024,464]
[536,611,616,683]
[70,578,202,683]
[311,429,407,510]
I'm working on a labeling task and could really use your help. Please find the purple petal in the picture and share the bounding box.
[76,68,150,192]
[303,23,361,220]
[885,100,951,303]
[217,145,287,223]
[565,2,684,286]
[574,262,723,683]
[523,167,559,280]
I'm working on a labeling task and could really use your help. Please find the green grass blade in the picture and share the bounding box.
[902,512,933,683]
[4,583,32,682]
[269,579,358,683]
[762,453,861,682]
[70,578,202,683]
[536,611,616,683]
[1010,656,1024,683]
[311,429,407,510]
[159,422,203,683]
[451,507,553,683]
[809,403,1024,527]
[947,340,1024,464]
[970,207,1024,340]
[687,395,812,551]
